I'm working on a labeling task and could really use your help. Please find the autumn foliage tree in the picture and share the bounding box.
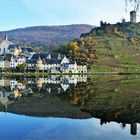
[125,0,140,11]
[69,42,80,52]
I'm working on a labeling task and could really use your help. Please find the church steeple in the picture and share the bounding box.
[4,32,8,41]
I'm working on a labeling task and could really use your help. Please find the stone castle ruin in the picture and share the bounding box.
[130,11,136,23]
[99,11,137,33]
[81,11,137,38]
[100,21,118,33]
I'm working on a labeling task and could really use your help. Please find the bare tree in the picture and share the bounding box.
[125,0,140,11]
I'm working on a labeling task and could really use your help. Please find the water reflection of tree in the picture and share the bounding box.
[60,76,140,135]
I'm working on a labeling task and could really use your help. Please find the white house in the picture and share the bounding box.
[0,59,10,69]
[0,50,88,73]
[60,56,77,73]
[17,57,26,65]
[10,56,17,68]
[34,55,87,73]
[10,56,26,68]
[77,62,87,73]
[10,80,17,89]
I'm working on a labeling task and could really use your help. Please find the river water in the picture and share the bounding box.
[0,75,140,140]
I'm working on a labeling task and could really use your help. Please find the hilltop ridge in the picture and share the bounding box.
[0,24,93,50]
[56,20,140,73]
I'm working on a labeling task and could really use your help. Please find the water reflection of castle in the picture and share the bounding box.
[0,75,87,109]
[100,119,138,136]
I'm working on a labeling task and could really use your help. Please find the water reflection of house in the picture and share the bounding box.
[34,77,73,93]
[0,90,12,111]
[44,76,61,84]
[0,75,87,95]
[60,84,70,91]
[0,79,10,87]
[36,78,45,91]
[28,75,87,92]
[45,84,64,94]
[16,82,26,90]
[13,88,22,99]
[60,75,77,85]
[0,86,33,112]
[10,80,17,89]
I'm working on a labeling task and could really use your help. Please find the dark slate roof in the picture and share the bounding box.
[0,54,12,61]
[31,53,48,60]
[0,56,4,61]
[77,61,87,65]
[50,53,64,60]
[50,53,58,60]
[26,59,37,64]
[8,45,20,50]
[28,53,66,65]
[22,48,33,52]
[69,60,76,64]
[31,53,64,60]
[45,59,61,64]
[4,54,12,61]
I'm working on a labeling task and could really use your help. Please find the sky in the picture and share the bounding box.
[0,0,138,31]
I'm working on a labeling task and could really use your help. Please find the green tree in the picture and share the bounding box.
[17,63,28,73]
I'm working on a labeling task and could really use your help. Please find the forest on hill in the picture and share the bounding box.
[0,24,93,51]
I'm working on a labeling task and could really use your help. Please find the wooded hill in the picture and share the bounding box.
[56,22,140,73]
[0,24,93,51]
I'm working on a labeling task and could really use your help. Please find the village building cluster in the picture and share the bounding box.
[0,35,87,73]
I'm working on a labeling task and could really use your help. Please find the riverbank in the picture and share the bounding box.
[0,72,140,77]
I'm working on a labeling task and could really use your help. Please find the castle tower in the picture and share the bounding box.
[130,11,136,23]
[100,20,104,27]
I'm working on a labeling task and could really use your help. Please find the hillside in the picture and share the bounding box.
[0,24,93,50]
[57,22,140,73]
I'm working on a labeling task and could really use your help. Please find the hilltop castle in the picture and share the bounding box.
[130,11,136,23]
[99,11,137,33]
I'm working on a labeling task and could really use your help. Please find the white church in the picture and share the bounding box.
[0,34,22,55]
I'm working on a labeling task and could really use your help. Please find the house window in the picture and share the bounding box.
[3,48,5,53]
